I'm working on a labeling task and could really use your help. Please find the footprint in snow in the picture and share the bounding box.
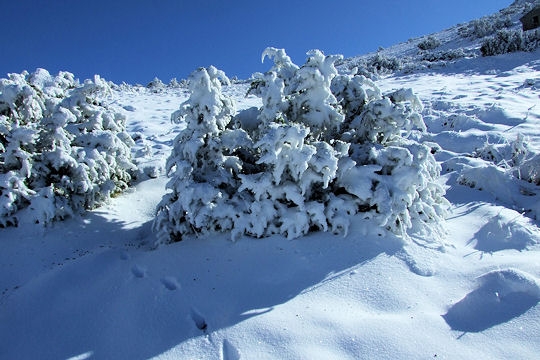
[161,276,180,290]
[443,268,540,332]
[131,264,147,278]
[222,339,241,360]
[190,307,208,331]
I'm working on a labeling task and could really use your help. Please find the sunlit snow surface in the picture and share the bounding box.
[1,36,540,360]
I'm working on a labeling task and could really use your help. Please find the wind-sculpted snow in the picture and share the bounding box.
[153,48,448,245]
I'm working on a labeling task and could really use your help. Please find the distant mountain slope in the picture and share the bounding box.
[337,0,540,77]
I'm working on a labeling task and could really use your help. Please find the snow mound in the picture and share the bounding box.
[458,163,540,220]
[471,207,540,252]
[443,268,540,332]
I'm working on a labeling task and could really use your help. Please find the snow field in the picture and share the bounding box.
[1,4,540,358]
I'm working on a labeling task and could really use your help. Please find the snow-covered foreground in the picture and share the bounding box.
[2,47,540,360]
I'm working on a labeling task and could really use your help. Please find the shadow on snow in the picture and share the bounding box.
[443,269,540,333]
[0,213,402,360]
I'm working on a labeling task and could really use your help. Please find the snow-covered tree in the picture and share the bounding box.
[153,66,241,241]
[154,48,448,245]
[0,69,135,227]
[417,36,441,51]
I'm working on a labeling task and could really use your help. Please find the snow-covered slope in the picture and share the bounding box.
[338,0,538,75]
[1,2,540,360]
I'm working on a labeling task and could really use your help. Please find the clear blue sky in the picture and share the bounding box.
[2,0,512,84]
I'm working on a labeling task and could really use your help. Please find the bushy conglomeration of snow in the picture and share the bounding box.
[0,69,135,227]
[154,49,448,245]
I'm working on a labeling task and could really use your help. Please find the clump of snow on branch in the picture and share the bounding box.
[0,69,135,227]
[154,48,448,245]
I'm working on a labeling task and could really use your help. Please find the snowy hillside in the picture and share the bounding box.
[338,0,540,77]
[1,1,540,360]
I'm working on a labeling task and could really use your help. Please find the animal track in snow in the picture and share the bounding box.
[131,264,147,278]
[190,307,208,331]
[161,276,180,290]
[222,339,241,360]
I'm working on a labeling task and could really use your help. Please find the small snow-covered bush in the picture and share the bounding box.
[518,154,540,185]
[345,53,403,79]
[146,77,166,93]
[523,29,540,50]
[419,48,466,62]
[168,78,188,88]
[474,134,540,185]
[364,53,402,75]
[459,15,513,39]
[481,29,540,56]
[0,69,135,227]
[417,36,441,51]
[481,29,525,56]
[154,48,448,245]
[457,162,540,220]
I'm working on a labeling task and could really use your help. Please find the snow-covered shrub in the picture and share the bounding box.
[146,77,166,93]
[518,154,540,185]
[341,87,425,145]
[419,48,466,62]
[346,53,403,79]
[168,78,189,88]
[523,29,540,50]
[417,36,441,51]
[457,162,540,220]
[154,48,448,245]
[459,15,513,39]
[153,66,239,241]
[0,69,135,227]
[481,28,540,56]
[364,53,402,75]
[474,134,540,185]
[481,29,525,56]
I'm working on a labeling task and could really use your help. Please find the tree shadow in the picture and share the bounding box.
[0,213,404,360]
